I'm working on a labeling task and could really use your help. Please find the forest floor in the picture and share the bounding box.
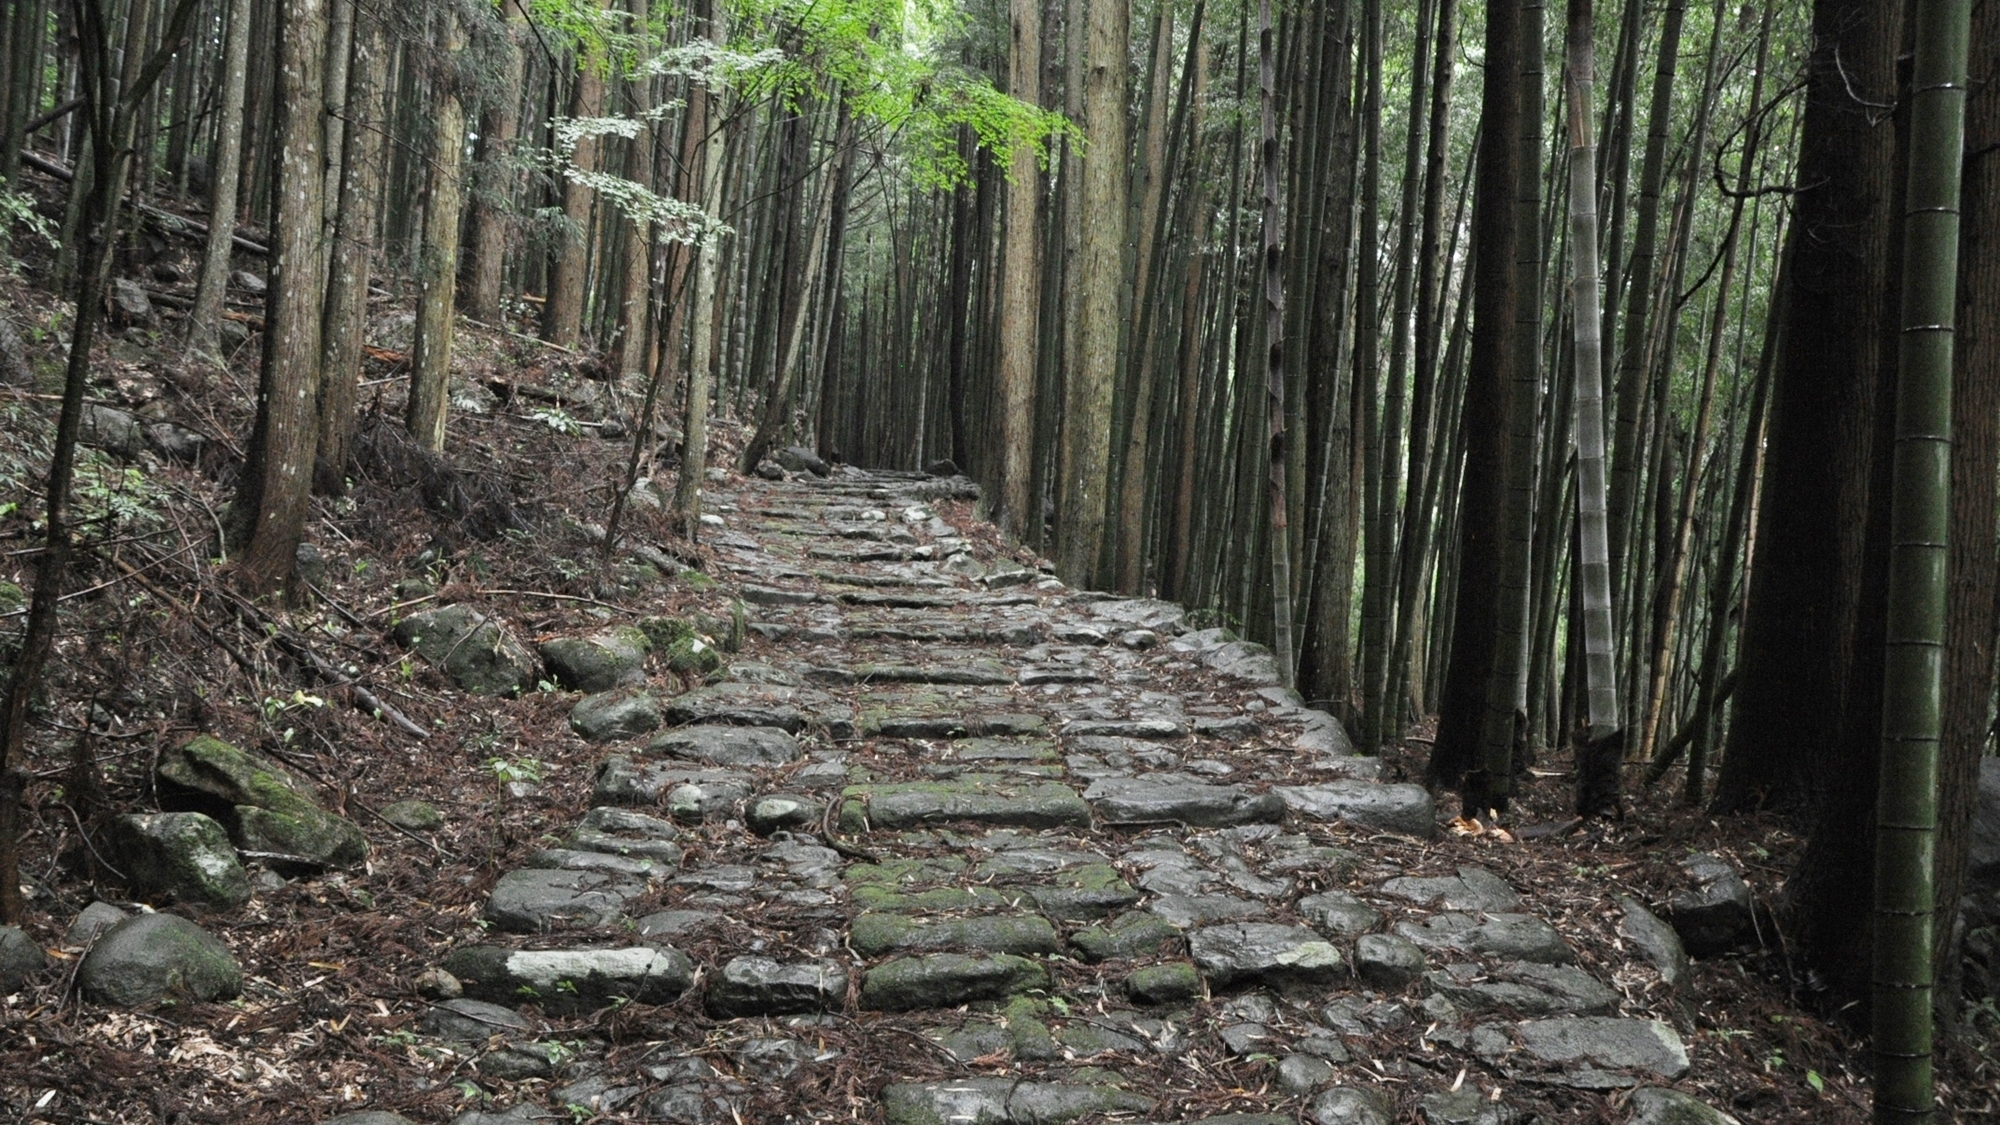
[0,243,1998,1124]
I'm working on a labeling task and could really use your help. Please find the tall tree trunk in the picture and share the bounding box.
[542,5,607,347]
[995,0,1043,539]
[672,1,727,536]
[406,12,465,453]
[230,0,328,593]
[186,0,253,364]
[1872,0,1967,1108]
[465,1,527,323]
[314,0,387,494]
[1055,0,1129,587]
[611,0,653,382]
[1430,0,1521,803]
[1259,0,1293,685]
[1566,0,1622,816]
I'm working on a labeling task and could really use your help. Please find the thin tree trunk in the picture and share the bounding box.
[671,0,727,536]
[542,5,607,347]
[314,0,386,494]
[466,1,527,322]
[186,0,253,364]
[406,11,465,453]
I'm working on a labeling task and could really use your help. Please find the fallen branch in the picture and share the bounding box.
[21,150,271,256]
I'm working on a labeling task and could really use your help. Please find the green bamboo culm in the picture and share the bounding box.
[1872,0,1970,1117]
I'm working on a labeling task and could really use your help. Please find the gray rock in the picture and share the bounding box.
[859,953,1049,1010]
[569,690,661,742]
[664,682,852,735]
[78,913,241,1006]
[755,459,787,479]
[1624,1087,1743,1125]
[648,724,800,767]
[483,868,644,932]
[379,800,443,831]
[636,909,719,938]
[156,736,367,868]
[551,1076,643,1116]
[735,1037,823,1079]
[1308,1087,1393,1125]
[705,956,847,1017]
[742,584,819,606]
[838,776,1091,832]
[421,997,532,1040]
[1396,913,1574,965]
[446,1109,552,1125]
[442,944,692,1015]
[479,1041,568,1080]
[1083,775,1284,827]
[1618,897,1689,987]
[64,902,130,948]
[231,269,267,295]
[0,925,46,992]
[527,847,668,879]
[326,1115,419,1125]
[1070,912,1181,962]
[1148,894,1265,928]
[850,913,1060,957]
[1125,962,1202,1005]
[1511,1016,1689,1084]
[748,793,823,835]
[1380,866,1522,911]
[144,421,205,463]
[1278,781,1437,837]
[110,278,155,326]
[108,812,251,908]
[571,806,683,863]
[80,403,145,458]
[392,605,539,696]
[1189,922,1345,993]
[539,627,650,693]
[1063,717,1188,739]
[1297,891,1382,937]
[775,446,830,476]
[1277,1053,1336,1094]
[1419,1087,1518,1125]
[1424,961,1619,1016]
[1191,1116,1293,1125]
[1354,933,1428,989]
[1667,854,1755,957]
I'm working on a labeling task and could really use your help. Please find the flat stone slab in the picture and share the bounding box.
[1424,961,1618,1016]
[850,913,1061,957]
[484,868,645,932]
[442,945,692,1015]
[421,998,531,1041]
[839,775,1091,832]
[1308,1087,1394,1125]
[1353,933,1428,988]
[1083,775,1283,827]
[858,689,1048,738]
[1395,913,1574,965]
[569,690,662,742]
[663,683,854,737]
[880,1078,1151,1124]
[1149,894,1266,928]
[1277,781,1437,837]
[1618,897,1689,988]
[1625,1088,1743,1125]
[706,956,847,1017]
[1297,891,1383,936]
[814,660,1014,686]
[860,953,1050,1010]
[1070,912,1182,962]
[647,725,801,767]
[1380,866,1523,911]
[1188,922,1345,993]
[944,738,1060,764]
[571,806,684,863]
[1504,1017,1690,1086]
[1062,717,1188,739]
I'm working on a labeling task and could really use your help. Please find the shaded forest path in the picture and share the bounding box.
[416,467,1707,1125]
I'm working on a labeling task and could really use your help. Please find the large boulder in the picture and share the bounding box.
[107,812,251,908]
[392,604,538,696]
[1666,854,1755,957]
[78,913,241,1006]
[540,626,651,692]
[157,736,367,866]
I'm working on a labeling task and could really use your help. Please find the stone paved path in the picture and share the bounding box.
[416,469,1713,1125]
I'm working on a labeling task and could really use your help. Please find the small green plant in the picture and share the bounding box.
[528,407,584,435]
[1806,1070,1825,1093]
[375,1029,419,1048]
[1763,1047,1787,1072]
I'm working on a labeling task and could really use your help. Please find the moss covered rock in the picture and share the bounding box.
[78,913,241,1006]
[108,812,251,908]
[157,736,367,866]
[540,626,651,692]
[392,604,538,696]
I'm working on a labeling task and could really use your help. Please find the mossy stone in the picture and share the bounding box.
[1071,912,1181,962]
[379,800,444,831]
[1124,962,1202,1006]
[539,626,651,693]
[108,812,250,908]
[157,736,367,866]
[849,913,1060,957]
[858,953,1049,1011]
[78,913,242,1006]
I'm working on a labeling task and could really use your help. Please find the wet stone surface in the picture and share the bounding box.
[405,469,1728,1124]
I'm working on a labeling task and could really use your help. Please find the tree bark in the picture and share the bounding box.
[186,0,253,364]
[406,11,465,453]
[465,1,527,323]
[314,1,386,494]
[542,6,607,348]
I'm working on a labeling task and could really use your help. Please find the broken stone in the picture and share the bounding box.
[571,806,683,863]
[108,812,250,908]
[1395,913,1574,965]
[1277,1053,1336,1095]
[63,902,129,949]
[1424,961,1619,1017]
[392,605,539,696]
[0,926,47,992]
[1625,1087,1743,1125]
[1297,891,1382,937]
[539,627,650,693]
[747,793,823,835]
[380,800,444,831]
[1667,854,1755,957]
[109,278,155,326]
[1124,962,1202,1006]
[706,956,847,1017]
[1618,897,1689,987]
[1419,1087,1518,1125]
[1379,866,1522,911]
[591,756,752,812]
[1308,1087,1393,1125]
[156,736,367,868]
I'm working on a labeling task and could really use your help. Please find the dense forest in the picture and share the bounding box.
[0,0,1997,1120]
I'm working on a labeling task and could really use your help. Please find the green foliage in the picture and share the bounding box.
[0,184,59,270]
